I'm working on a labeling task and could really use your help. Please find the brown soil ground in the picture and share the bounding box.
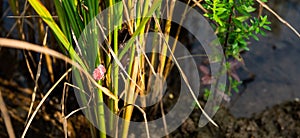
[1,84,299,138]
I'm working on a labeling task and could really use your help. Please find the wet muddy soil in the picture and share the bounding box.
[1,83,299,138]
[173,99,300,138]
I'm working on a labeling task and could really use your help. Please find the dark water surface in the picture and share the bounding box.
[228,0,300,118]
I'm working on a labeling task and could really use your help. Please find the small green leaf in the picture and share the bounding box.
[236,16,250,22]
[204,13,209,17]
[244,6,256,13]
[243,47,250,51]
[263,25,272,31]
[260,30,266,36]
[255,27,260,34]
[214,15,224,26]
[233,43,238,48]
[216,8,227,15]
[236,6,250,16]
[251,34,259,41]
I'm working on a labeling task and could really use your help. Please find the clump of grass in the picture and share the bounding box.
[27,0,181,137]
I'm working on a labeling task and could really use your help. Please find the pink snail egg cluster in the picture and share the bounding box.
[93,64,106,81]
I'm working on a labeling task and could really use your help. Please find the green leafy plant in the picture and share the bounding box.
[202,0,271,100]
[203,0,271,59]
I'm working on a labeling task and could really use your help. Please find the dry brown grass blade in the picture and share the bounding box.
[42,27,55,83]
[161,33,219,127]
[192,0,208,13]
[116,104,150,138]
[160,99,169,137]
[61,82,69,138]
[23,50,35,80]
[122,57,140,137]
[7,0,28,40]
[150,13,219,127]
[0,38,118,101]
[150,16,219,126]
[20,68,72,138]
[121,0,134,35]
[256,0,300,38]
[0,90,16,138]
[62,82,92,138]
[44,45,54,82]
[25,53,42,125]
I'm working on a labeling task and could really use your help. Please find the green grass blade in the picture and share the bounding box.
[53,0,72,42]
[28,0,87,70]
[118,0,162,60]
